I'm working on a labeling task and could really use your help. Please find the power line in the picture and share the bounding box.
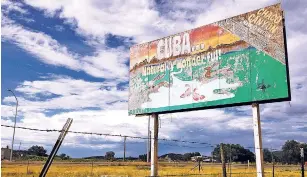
[1,124,281,151]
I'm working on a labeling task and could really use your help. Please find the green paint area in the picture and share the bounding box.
[129,47,289,115]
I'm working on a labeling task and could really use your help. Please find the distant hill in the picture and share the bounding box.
[83,156,105,159]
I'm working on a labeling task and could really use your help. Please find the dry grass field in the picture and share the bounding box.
[1,161,304,177]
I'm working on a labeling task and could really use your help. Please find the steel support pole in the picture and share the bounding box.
[252,103,264,177]
[151,114,159,176]
[124,136,126,162]
[8,89,18,162]
[301,148,305,177]
[147,116,151,163]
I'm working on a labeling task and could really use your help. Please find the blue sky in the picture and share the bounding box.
[1,0,307,158]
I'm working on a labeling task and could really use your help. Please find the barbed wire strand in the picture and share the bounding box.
[1,124,280,151]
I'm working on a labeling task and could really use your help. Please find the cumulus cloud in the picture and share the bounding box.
[2,75,128,115]
[1,16,129,80]
[1,0,307,155]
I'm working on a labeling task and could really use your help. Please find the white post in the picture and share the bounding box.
[151,113,159,176]
[147,116,151,163]
[252,103,264,177]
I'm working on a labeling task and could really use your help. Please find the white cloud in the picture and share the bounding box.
[194,0,278,27]
[22,0,194,43]
[1,16,129,80]
[1,16,81,70]
[1,0,307,155]
[1,76,127,114]
[2,0,28,14]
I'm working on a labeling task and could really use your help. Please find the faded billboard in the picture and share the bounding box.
[129,3,290,115]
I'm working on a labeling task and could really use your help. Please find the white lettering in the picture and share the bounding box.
[157,39,164,60]
[181,33,191,54]
[173,35,181,56]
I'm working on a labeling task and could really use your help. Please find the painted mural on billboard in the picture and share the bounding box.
[129,3,290,115]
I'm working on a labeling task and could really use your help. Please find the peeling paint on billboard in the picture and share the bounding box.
[129,3,290,115]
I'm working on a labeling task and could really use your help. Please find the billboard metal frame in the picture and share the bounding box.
[130,4,291,177]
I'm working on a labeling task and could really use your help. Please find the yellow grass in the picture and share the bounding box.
[1,161,303,177]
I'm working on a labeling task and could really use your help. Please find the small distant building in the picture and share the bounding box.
[1,146,11,160]
[191,155,217,163]
[191,156,203,162]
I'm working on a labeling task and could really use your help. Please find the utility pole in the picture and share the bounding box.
[19,142,21,151]
[301,148,305,177]
[220,143,227,177]
[147,116,151,163]
[8,89,18,162]
[149,131,151,162]
[124,136,127,162]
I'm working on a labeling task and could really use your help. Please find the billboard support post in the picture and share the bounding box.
[151,113,159,176]
[252,103,264,177]
[147,116,151,163]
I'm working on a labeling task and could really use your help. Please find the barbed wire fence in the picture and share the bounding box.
[1,124,305,177]
[0,124,279,150]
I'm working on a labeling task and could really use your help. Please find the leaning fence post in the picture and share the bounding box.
[39,118,73,177]
[91,160,94,176]
[220,143,227,177]
[26,159,30,174]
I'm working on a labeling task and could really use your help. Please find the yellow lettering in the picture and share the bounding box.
[262,10,270,18]
[248,14,256,23]
[270,25,278,34]
[191,57,196,66]
[261,20,270,28]
[256,17,264,26]
[143,67,147,76]
[186,58,191,68]
[147,67,151,75]
[197,56,201,65]
[264,11,273,20]
[274,16,282,24]
[257,9,265,16]
[182,59,186,68]
[252,16,260,24]
[160,63,165,72]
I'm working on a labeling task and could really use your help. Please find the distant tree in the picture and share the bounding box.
[160,153,184,161]
[105,151,115,160]
[212,144,255,163]
[58,153,70,160]
[59,153,66,160]
[272,150,283,163]
[263,148,273,162]
[183,153,191,161]
[28,145,47,156]
[139,154,147,161]
[282,140,301,164]
[182,152,201,161]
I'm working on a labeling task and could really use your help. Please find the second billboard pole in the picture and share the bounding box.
[151,113,159,176]
[252,103,264,177]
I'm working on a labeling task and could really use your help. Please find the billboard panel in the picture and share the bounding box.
[129,3,290,115]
